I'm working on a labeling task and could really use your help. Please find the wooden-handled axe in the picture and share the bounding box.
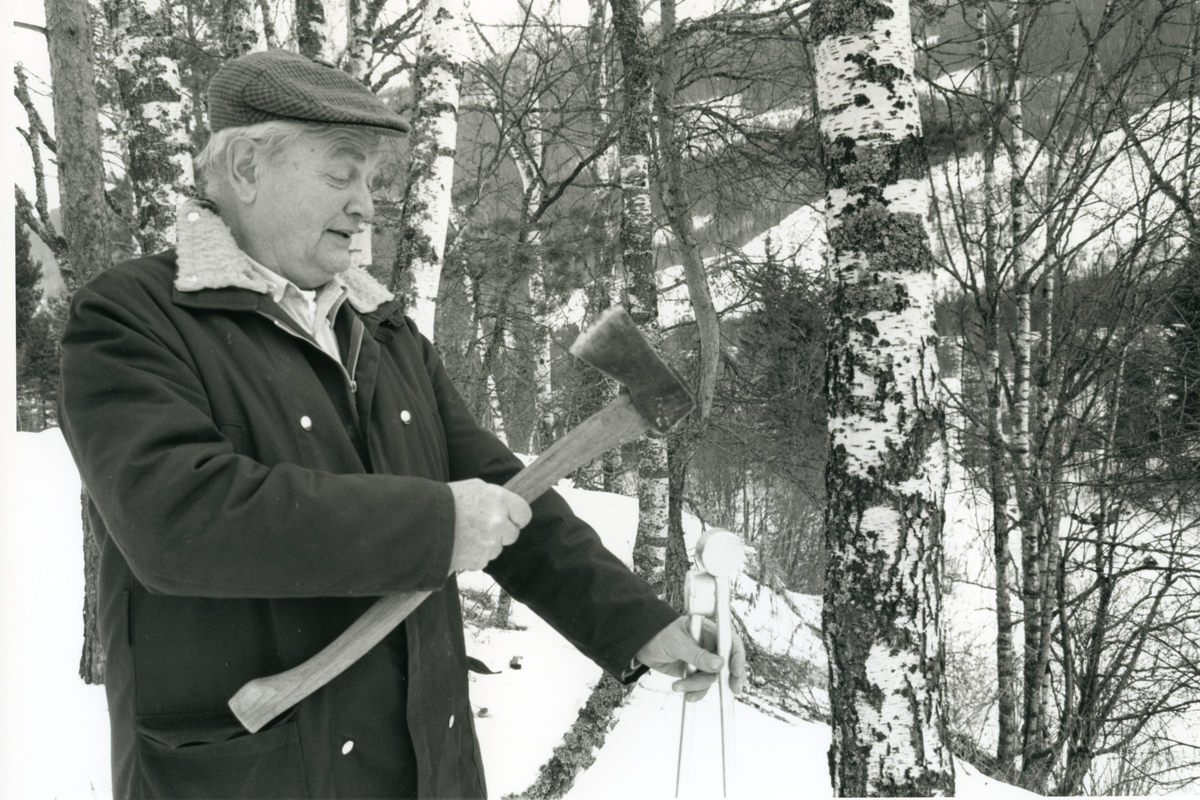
[229,305,695,733]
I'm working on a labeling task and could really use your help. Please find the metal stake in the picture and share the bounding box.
[675,529,743,798]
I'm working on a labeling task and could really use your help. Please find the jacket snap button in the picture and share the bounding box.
[300,416,313,431]
[341,740,354,755]
[448,714,455,729]
[400,410,412,425]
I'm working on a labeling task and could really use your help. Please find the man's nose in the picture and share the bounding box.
[346,179,375,222]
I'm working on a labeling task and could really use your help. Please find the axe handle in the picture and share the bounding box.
[229,393,648,733]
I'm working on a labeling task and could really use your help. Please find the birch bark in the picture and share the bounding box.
[393,0,470,340]
[586,0,630,495]
[610,0,669,591]
[344,0,385,275]
[1002,4,1051,790]
[970,0,1020,774]
[813,0,953,793]
[507,63,554,454]
[346,0,387,78]
[296,0,337,63]
[655,0,720,606]
[220,0,259,58]
[108,0,194,254]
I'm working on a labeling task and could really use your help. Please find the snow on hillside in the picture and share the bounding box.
[929,99,1194,287]
[2,427,1056,799]
[558,201,827,332]
[657,204,826,327]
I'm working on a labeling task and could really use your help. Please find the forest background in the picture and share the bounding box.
[8,0,1200,795]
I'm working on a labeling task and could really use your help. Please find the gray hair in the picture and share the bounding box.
[194,120,383,200]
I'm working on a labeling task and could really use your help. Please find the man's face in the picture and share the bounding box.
[242,130,382,288]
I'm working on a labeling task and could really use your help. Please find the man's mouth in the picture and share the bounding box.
[328,230,353,241]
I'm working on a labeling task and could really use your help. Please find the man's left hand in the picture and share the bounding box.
[635,617,747,702]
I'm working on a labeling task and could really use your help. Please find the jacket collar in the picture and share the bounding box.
[173,199,394,315]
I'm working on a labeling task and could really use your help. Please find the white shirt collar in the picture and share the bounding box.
[243,258,348,359]
[243,259,329,303]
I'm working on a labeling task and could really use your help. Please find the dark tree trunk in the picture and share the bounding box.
[46,0,112,685]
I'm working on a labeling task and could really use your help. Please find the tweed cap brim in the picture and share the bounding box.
[208,49,410,136]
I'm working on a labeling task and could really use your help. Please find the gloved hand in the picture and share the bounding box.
[635,616,747,702]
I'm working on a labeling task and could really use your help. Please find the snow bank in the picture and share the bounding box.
[0,429,111,800]
[0,429,1104,798]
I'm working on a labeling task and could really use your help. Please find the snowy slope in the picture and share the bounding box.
[1,428,1058,799]
[0,429,112,800]
[929,98,1195,290]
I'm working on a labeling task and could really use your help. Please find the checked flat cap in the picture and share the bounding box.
[208,49,410,135]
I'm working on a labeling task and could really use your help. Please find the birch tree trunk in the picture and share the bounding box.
[344,1,384,274]
[1002,4,1050,791]
[108,0,194,254]
[296,0,336,63]
[813,0,954,793]
[346,0,386,78]
[610,0,669,592]
[46,0,113,685]
[587,0,630,496]
[508,67,554,454]
[219,0,259,58]
[971,0,1020,774]
[655,0,719,607]
[527,271,554,453]
[393,0,470,340]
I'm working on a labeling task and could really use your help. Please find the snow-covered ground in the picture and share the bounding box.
[2,427,1050,799]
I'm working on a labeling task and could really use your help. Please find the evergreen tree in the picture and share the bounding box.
[15,213,43,357]
[15,215,49,431]
[1165,245,1200,430]
[15,217,62,432]
[20,314,62,428]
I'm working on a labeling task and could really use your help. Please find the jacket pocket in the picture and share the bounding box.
[135,711,309,798]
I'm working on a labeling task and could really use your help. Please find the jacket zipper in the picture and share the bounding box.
[266,315,362,399]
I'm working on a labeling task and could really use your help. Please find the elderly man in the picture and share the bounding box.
[59,49,743,799]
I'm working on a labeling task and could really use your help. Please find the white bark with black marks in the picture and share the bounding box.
[395,0,470,340]
[813,0,953,794]
[110,0,194,254]
[610,0,668,589]
[295,0,336,63]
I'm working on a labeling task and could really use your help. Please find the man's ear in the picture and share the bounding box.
[226,138,260,204]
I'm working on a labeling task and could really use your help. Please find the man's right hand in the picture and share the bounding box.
[447,479,532,572]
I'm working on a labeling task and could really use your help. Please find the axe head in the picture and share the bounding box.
[569,306,695,433]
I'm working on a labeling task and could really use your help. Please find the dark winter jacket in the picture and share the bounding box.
[58,200,679,799]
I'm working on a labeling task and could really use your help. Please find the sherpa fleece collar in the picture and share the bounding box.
[173,198,394,314]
